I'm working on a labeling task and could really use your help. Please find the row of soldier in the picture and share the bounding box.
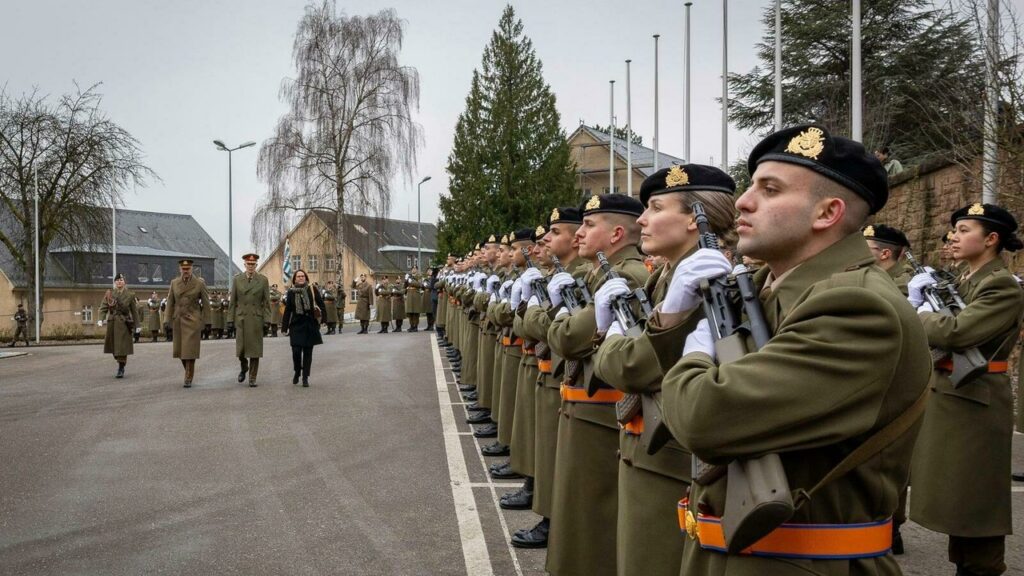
[349,267,436,334]
[434,124,1021,576]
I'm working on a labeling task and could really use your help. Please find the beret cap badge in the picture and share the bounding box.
[968,203,985,216]
[785,127,825,160]
[535,225,546,236]
[585,195,601,211]
[665,165,690,188]
[551,208,560,221]
[488,234,496,243]
[863,225,875,238]
[501,234,509,244]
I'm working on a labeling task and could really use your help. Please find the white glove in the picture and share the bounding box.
[546,272,575,308]
[907,270,937,308]
[510,279,523,308]
[661,249,734,314]
[489,293,497,304]
[471,273,484,291]
[682,318,716,360]
[526,295,540,309]
[500,279,514,299]
[487,275,501,294]
[606,320,625,338]
[519,268,543,302]
[594,278,630,333]
[917,301,935,314]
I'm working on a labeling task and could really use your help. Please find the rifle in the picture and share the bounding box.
[905,250,987,387]
[595,251,653,338]
[691,200,793,553]
[550,254,592,311]
[520,247,552,307]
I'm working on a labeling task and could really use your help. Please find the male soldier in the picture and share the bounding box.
[863,224,913,295]
[353,273,373,334]
[323,280,339,334]
[593,165,737,576]
[489,233,529,473]
[9,303,30,346]
[376,276,393,333]
[336,281,346,333]
[210,291,225,339]
[167,259,210,387]
[146,292,161,342]
[269,284,282,337]
[545,194,648,576]
[512,207,587,548]
[405,265,424,332]
[426,267,438,331]
[229,253,271,387]
[390,273,405,333]
[477,234,516,455]
[133,296,144,343]
[662,124,931,575]
[160,295,172,342]
[101,273,141,378]
[458,244,489,408]
[466,235,504,438]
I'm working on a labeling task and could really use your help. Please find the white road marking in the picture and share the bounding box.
[463,482,525,488]
[433,338,494,576]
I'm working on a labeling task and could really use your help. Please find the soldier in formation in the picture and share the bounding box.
[353,273,373,334]
[435,123,1022,576]
[391,274,406,333]
[335,280,346,333]
[229,253,271,387]
[146,292,161,342]
[323,280,339,334]
[100,273,140,378]
[160,295,172,342]
[375,275,393,333]
[268,284,283,337]
[210,291,225,339]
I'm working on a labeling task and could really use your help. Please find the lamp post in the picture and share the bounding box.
[213,139,256,291]
[417,176,432,270]
[34,165,40,343]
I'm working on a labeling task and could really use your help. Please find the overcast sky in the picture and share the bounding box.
[4,0,1021,258]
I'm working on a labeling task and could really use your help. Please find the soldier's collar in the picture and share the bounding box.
[767,232,875,320]
[961,256,1005,287]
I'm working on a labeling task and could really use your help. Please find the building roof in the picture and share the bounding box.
[0,207,239,289]
[569,125,686,177]
[311,211,438,274]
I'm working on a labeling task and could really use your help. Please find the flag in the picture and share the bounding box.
[282,237,292,284]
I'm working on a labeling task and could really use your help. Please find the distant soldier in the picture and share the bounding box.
[221,293,232,338]
[392,274,407,333]
[100,273,140,378]
[229,253,271,387]
[202,288,213,340]
[353,273,373,334]
[167,258,209,387]
[863,223,913,295]
[9,303,30,347]
[405,265,424,332]
[269,284,283,337]
[146,292,161,342]
[160,296,172,342]
[323,280,339,334]
[210,291,225,339]
[375,276,393,333]
[335,281,346,333]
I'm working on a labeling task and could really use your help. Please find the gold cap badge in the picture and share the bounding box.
[585,195,601,211]
[535,225,546,236]
[551,207,560,221]
[863,225,875,237]
[501,234,509,244]
[947,231,954,241]
[488,234,496,243]
[785,127,825,160]
[968,203,985,216]
[665,165,690,188]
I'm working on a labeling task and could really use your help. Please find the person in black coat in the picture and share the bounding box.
[281,269,324,387]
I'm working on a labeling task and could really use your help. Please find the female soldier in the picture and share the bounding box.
[592,165,736,576]
[101,273,140,378]
[910,203,1024,576]
[282,269,325,387]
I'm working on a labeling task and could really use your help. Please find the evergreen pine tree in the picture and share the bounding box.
[438,5,576,257]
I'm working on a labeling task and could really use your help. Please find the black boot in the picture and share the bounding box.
[293,370,300,385]
[378,323,388,334]
[500,478,533,510]
[116,362,125,379]
[238,358,248,383]
[395,320,403,333]
[511,518,549,549]
[302,377,309,388]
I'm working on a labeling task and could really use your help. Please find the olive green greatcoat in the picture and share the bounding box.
[887,260,913,296]
[460,283,481,387]
[228,272,271,358]
[376,282,393,323]
[354,280,373,321]
[911,257,1023,537]
[436,277,449,329]
[405,274,423,314]
[662,232,932,576]
[391,284,406,319]
[270,288,283,326]
[202,294,213,327]
[211,298,225,331]
[546,245,649,576]
[167,275,210,359]
[323,288,339,323]
[510,291,541,476]
[101,288,139,357]
[146,298,162,332]
[476,292,499,410]
[593,247,700,576]
[336,290,346,321]
[495,291,522,446]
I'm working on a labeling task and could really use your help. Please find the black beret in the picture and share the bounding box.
[532,224,548,241]
[484,234,502,246]
[580,193,644,218]
[748,124,889,214]
[950,203,1018,233]
[114,272,126,281]
[548,206,583,226]
[640,164,735,206]
[862,224,909,248]
[940,230,954,244]
[510,228,534,243]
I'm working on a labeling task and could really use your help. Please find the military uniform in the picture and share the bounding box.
[911,203,1024,576]
[376,279,393,332]
[392,280,407,332]
[229,256,271,386]
[9,305,29,346]
[160,297,172,342]
[146,296,162,341]
[323,284,339,334]
[546,195,648,576]
[167,259,210,386]
[210,292,225,338]
[353,277,373,333]
[101,279,139,377]
[269,287,283,337]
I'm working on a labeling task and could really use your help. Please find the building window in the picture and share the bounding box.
[137,263,149,284]
[326,255,337,271]
[82,306,93,324]
[291,255,302,273]
[152,264,163,283]
[406,255,414,269]
[193,265,203,278]
[308,254,318,272]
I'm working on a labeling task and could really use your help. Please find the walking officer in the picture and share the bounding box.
[167,258,210,387]
[100,273,140,378]
[229,253,271,387]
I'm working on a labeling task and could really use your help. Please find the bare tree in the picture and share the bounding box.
[0,84,155,328]
[252,2,421,283]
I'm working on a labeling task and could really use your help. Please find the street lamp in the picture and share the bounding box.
[213,140,256,290]
[417,176,431,270]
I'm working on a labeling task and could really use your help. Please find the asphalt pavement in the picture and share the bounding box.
[0,328,1022,575]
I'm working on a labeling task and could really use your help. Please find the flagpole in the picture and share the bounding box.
[684,2,692,162]
[851,0,863,141]
[774,0,783,130]
[721,0,729,171]
[609,80,616,194]
[626,59,633,196]
[983,0,1000,203]
[654,34,660,171]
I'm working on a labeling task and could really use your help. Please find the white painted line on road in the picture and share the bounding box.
[464,482,525,488]
[445,432,476,436]
[433,338,494,576]
[1014,486,1024,493]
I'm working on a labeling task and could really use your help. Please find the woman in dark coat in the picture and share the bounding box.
[281,269,324,387]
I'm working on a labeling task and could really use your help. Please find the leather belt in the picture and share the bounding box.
[623,414,644,435]
[560,383,623,404]
[677,499,892,560]
[538,359,553,374]
[502,336,524,347]
[935,359,1007,373]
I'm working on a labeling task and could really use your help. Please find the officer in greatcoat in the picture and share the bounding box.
[100,273,140,378]
[167,258,209,387]
[228,253,271,387]
[353,273,373,334]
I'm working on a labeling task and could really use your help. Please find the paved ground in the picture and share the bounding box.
[0,328,1022,575]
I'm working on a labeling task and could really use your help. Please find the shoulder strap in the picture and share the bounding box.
[795,383,929,508]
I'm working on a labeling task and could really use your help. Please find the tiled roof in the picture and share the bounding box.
[571,125,686,177]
